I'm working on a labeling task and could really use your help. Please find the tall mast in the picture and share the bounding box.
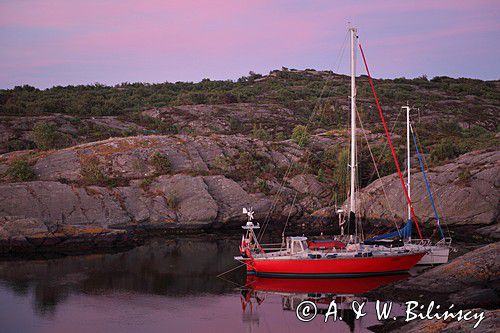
[349,27,358,216]
[403,104,411,220]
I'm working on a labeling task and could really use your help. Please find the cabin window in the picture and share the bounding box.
[290,240,307,253]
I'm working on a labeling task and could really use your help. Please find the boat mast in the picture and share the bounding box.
[349,27,358,220]
[404,103,411,221]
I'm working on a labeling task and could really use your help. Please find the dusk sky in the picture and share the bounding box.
[1,0,499,89]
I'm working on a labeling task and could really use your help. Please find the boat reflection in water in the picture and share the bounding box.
[240,274,408,332]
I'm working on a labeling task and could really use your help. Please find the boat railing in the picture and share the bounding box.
[260,243,284,252]
[436,237,452,247]
[407,238,432,246]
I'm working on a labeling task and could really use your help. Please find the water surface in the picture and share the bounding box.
[0,237,406,333]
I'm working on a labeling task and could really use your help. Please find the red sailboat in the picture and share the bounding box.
[235,27,426,278]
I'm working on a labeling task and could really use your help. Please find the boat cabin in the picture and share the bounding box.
[286,236,308,254]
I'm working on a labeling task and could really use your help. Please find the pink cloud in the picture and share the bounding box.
[1,0,498,88]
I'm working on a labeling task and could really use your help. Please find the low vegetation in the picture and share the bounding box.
[32,121,68,150]
[5,160,35,181]
[150,152,171,174]
[252,123,270,141]
[291,125,310,146]
[1,69,498,195]
[166,192,178,210]
[80,155,108,186]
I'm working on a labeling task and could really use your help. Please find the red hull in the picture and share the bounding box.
[246,253,424,277]
[246,274,408,294]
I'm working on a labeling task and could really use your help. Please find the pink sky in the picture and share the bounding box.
[0,0,499,88]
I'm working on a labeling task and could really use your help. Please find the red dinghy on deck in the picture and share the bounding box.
[307,240,346,250]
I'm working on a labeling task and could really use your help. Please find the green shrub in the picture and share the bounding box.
[437,121,462,135]
[150,152,171,174]
[32,121,66,150]
[233,152,260,179]
[321,145,339,162]
[458,169,472,182]
[252,123,270,141]
[213,155,231,171]
[166,192,178,209]
[229,116,243,132]
[7,140,35,152]
[431,140,462,163]
[292,125,310,146]
[274,132,288,141]
[80,155,108,185]
[332,149,349,203]
[256,179,269,193]
[316,168,326,182]
[5,160,35,181]
[140,177,153,190]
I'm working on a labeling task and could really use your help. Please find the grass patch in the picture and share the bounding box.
[5,160,35,181]
[150,152,171,175]
[292,125,310,146]
[80,155,108,186]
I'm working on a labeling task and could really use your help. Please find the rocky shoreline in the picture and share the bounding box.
[366,242,499,332]
[0,216,494,259]
[0,134,497,258]
[0,208,497,259]
[0,214,333,258]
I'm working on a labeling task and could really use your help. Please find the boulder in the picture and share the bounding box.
[153,175,217,225]
[372,242,500,309]
[287,174,331,199]
[0,216,48,239]
[399,242,498,293]
[354,150,499,226]
[476,224,500,241]
[33,149,81,181]
[203,175,272,224]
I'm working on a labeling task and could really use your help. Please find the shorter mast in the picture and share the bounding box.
[358,42,423,239]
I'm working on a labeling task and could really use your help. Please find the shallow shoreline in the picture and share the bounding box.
[0,222,494,260]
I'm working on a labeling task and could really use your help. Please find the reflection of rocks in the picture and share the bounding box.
[0,237,242,316]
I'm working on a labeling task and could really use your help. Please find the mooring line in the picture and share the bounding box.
[216,262,246,278]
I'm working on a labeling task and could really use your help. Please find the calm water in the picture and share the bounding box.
[0,237,406,333]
